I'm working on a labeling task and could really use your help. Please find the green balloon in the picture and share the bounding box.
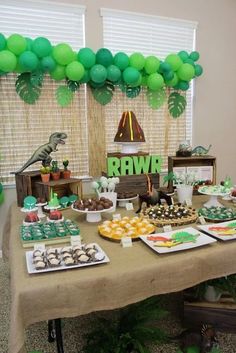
[184,58,195,66]
[79,69,90,83]
[194,64,203,77]
[89,80,105,88]
[123,67,140,84]
[7,34,27,55]
[189,51,200,61]
[14,60,25,73]
[25,37,33,51]
[165,54,183,71]
[107,64,121,82]
[165,73,178,87]
[19,51,39,71]
[50,65,66,80]
[147,73,164,91]
[32,37,52,58]
[129,52,145,70]
[178,80,189,91]
[178,50,189,62]
[0,33,6,50]
[53,43,74,65]
[113,52,129,70]
[141,74,148,86]
[65,61,85,81]
[177,63,195,81]
[90,64,107,83]
[0,50,17,72]
[129,74,142,87]
[77,47,96,69]
[41,56,56,72]
[96,48,113,67]
[144,56,160,74]
[159,61,171,73]
[163,70,174,81]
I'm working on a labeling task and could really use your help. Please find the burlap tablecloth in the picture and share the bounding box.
[3,198,236,353]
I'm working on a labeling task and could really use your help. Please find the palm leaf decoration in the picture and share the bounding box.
[91,81,114,105]
[126,85,141,99]
[67,79,80,92]
[83,296,169,353]
[168,92,186,118]
[30,70,44,86]
[56,86,74,107]
[146,87,166,109]
[15,73,42,104]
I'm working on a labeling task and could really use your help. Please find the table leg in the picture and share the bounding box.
[48,319,64,353]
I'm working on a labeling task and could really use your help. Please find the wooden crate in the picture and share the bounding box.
[184,296,236,333]
[168,156,216,193]
[15,171,82,206]
[102,172,160,195]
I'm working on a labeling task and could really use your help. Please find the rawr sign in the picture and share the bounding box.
[107,155,162,177]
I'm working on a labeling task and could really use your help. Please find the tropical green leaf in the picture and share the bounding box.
[30,70,44,86]
[15,72,42,104]
[91,82,114,105]
[67,79,80,92]
[146,87,167,109]
[168,91,186,118]
[126,85,141,98]
[56,86,74,107]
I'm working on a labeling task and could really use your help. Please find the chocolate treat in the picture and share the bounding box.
[114,111,145,142]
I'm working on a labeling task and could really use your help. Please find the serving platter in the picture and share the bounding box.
[25,243,110,274]
[139,227,217,254]
[71,204,114,222]
[198,220,236,241]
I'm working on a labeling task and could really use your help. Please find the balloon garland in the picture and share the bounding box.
[0,33,203,117]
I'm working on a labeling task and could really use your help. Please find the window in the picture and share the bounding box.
[101,8,197,170]
[0,0,88,184]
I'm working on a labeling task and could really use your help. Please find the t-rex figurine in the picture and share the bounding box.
[12,132,67,174]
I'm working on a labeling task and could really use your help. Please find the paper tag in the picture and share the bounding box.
[113,213,121,220]
[199,216,206,225]
[121,237,133,248]
[34,243,45,251]
[126,202,134,211]
[70,235,82,247]
[185,198,192,207]
[163,225,172,232]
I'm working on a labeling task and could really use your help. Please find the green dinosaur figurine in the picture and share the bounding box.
[191,144,212,156]
[12,132,67,174]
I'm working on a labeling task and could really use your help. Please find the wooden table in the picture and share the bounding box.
[3,196,236,353]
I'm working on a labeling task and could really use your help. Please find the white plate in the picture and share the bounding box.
[117,195,138,202]
[198,221,236,241]
[139,227,217,254]
[198,186,230,197]
[25,243,110,274]
[71,205,113,214]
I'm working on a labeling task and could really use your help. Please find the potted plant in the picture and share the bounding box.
[62,159,71,179]
[50,160,60,181]
[164,171,196,204]
[40,165,51,183]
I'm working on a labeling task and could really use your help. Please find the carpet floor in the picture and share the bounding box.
[1,258,236,353]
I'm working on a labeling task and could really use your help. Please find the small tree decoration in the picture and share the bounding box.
[92,176,120,194]
[62,159,71,179]
[51,160,60,181]
[40,165,51,183]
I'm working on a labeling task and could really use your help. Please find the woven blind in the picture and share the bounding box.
[0,0,88,184]
[101,8,197,169]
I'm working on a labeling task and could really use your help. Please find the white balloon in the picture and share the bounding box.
[91,181,99,189]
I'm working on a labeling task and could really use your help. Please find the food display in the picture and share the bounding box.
[25,243,110,273]
[117,191,138,199]
[48,209,63,221]
[198,185,231,195]
[114,111,145,143]
[198,206,236,222]
[140,227,216,254]
[73,197,113,211]
[198,221,236,241]
[24,212,39,224]
[20,219,80,246]
[141,204,198,227]
[98,216,155,241]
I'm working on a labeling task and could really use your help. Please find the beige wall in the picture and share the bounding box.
[1,0,236,249]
